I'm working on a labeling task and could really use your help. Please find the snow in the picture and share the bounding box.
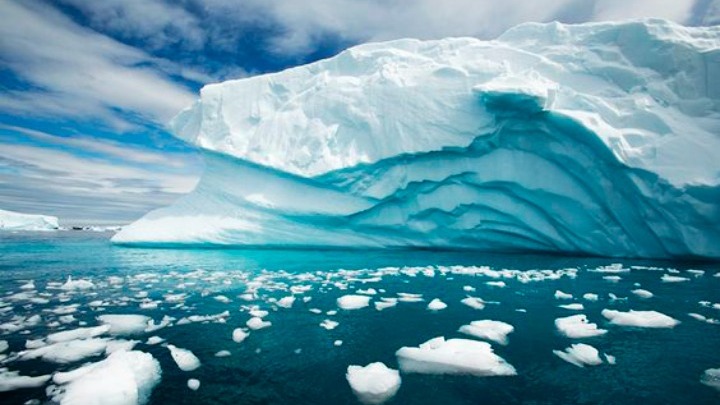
[427,298,447,311]
[395,336,516,376]
[553,344,604,368]
[19,338,109,363]
[167,344,201,371]
[0,370,50,392]
[346,362,401,404]
[98,315,151,336]
[0,208,59,231]
[337,295,371,310]
[555,314,607,338]
[113,19,720,260]
[601,309,679,328]
[50,350,161,405]
[458,320,514,345]
[47,325,110,343]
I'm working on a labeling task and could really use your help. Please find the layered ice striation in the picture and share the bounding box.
[114,19,720,258]
[0,208,59,231]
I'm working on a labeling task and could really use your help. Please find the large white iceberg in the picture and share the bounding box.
[0,208,59,231]
[114,19,720,259]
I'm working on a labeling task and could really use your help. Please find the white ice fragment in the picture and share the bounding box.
[661,274,690,283]
[320,319,339,330]
[356,288,377,295]
[334,340,343,347]
[458,320,514,345]
[337,295,371,310]
[463,286,476,292]
[61,276,94,290]
[246,317,271,330]
[601,309,679,328]
[395,336,516,376]
[554,290,573,300]
[215,350,231,357]
[701,368,720,391]
[346,362,401,404]
[559,303,584,311]
[486,281,506,288]
[214,295,231,304]
[583,293,599,302]
[187,378,200,391]
[98,315,151,336]
[232,328,249,343]
[47,325,111,343]
[553,343,603,367]
[632,289,654,298]
[0,370,50,393]
[427,299,447,311]
[167,344,201,371]
[277,296,296,308]
[461,297,486,310]
[555,314,607,338]
[145,336,164,345]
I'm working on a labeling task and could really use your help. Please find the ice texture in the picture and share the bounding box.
[553,343,604,367]
[601,309,679,328]
[458,320,514,345]
[0,208,59,231]
[113,19,720,259]
[555,314,608,338]
[346,362,401,404]
[167,345,201,371]
[337,295,371,310]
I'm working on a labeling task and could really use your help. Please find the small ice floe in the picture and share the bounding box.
[334,340,343,347]
[337,295,371,310]
[47,325,110,343]
[458,320,514,345]
[427,299,447,311]
[632,289,654,299]
[554,290,573,300]
[214,295,231,304]
[555,314,607,338]
[559,303,584,311]
[463,286,476,292]
[145,316,173,333]
[395,337,516,376]
[701,368,720,391]
[309,308,323,314]
[374,298,397,311]
[327,310,338,316]
[0,369,50,393]
[661,274,689,283]
[167,344,201,371]
[60,276,95,290]
[276,296,296,309]
[608,293,627,302]
[232,328,249,343]
[98,314,151,336]
[177,311,230,326]
[215,350,231,357]
[461,297,486,310]
[346,362,401,405]
[591,264,628,273]
[320,319,339,330]
[601,309,679,328]
[603,275,622,283]
[19,280,35,290]
[553,343,605,368]
[50,350,161,404]
[146,336,164,345]
[246,317,271,330]
[249,309,269,318]
[19,338,109,364]
[583,293,599,302]
[0,340,8,353]
[187,378,200,391]
[486,281,506,288]
[25,339,45,349]
[688,313,720,324]
[687,269,705,277]
[396,293,423,303]
[357,288,377,296]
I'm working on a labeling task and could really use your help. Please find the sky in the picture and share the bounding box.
[1,0,718,225]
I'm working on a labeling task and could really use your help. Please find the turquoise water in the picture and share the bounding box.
[1,232,719,404]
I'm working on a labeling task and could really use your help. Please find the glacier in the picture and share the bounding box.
[113,19,720,259]
[0,208,59,231]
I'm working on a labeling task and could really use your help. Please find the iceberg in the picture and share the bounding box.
[114,19,720,259]
[0,208,59,231]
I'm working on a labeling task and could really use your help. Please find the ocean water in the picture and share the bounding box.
[1,232,719,404]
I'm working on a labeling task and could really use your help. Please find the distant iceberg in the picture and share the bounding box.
[0,208,59,231]
[114,19,720,259]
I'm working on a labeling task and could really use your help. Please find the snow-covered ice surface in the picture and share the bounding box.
[0,209,58,231]
[1,232,720,404]
[114,19,720,259]
[346,362,401,404]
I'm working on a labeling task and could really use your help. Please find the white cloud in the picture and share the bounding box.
[591,0,696,22]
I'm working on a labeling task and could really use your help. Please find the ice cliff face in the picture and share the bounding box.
[0,208,59,231]
[113,19,720,259]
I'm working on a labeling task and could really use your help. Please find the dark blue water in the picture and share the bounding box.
[1,232,719,404]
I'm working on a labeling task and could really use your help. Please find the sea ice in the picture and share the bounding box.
[320,319,339,330]
[458,320,514,345]
[555,315,607,338]
[559,303,584,311]
[701,368,720,391]
[167,344,201,371]
[427,299,447,311]
[232,328,249,343]
[601,309,679,328]
[337,295,371,310]
[187,378,200,391]
[246,317,271,330]
[554,290,573,300]
[0,370,50,393]
[396,337,516,376]
[346,362,401,404]
[98,315,151,336]
[632,289,654,299]
[553,343,604,367]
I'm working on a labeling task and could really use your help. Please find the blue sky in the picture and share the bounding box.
[1,0,718,225]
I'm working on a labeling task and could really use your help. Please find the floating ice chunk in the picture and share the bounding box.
[105,339,138,354]
[427,299,447,311]
[0,340,7,353]
[98,315,151,336]
[0,369,50,392]
[461,297,486,310]
[214,295,231,304]
[687,269,705,277]
[232,328,248,343]
[397,293,423,303]
[215,350,231,357]
[334,340,343,347]
[146,336,164,345]
[327,310,338,316]
[583,293,599,302]
[555,314,607,338]
[463,286,476,292]
[25,339,45,349]
[601,309,679,328]
[145,316,173,333]
[61,276,95,290]
[604,353,616,365]
[396,337,516,376]
[632,289,654,299]
[591,264,628,273]
[249,309,269,318]
[246,317,271,330]
[320,319,339,330]
[167,344,201,371]
[374,300,397,311]
[701,368,720,391]
[553,343,603,367]
[554,290,573,300]
[47,325,111,343]
[458,320,514,345]
[603,275,622,282]
[357,288,377,295]
[187,378,200,391]
[19,338,111,364]
[309,308,323,314]
[277,296,296,308]
[346,362,401,405]
[486,281,506,288]
[337,295,371,310]
[688,313,720,324]
[661,274,689,283]
[51,350,161,405]
[559,303,584,311]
